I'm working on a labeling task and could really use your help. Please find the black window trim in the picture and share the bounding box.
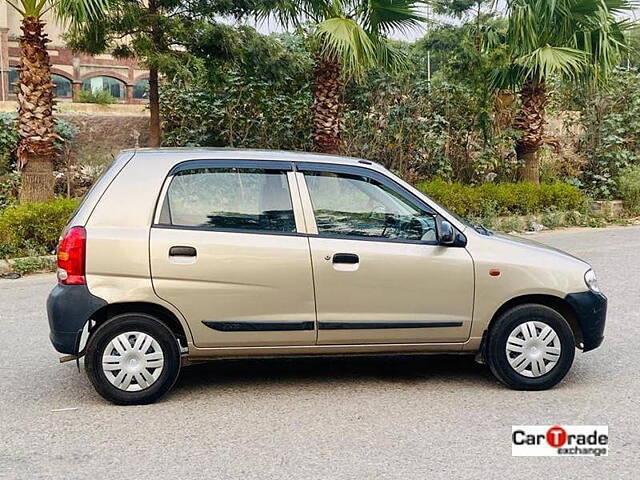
[151,159,465,247]
[151,223,309,238]
[168,159,294,175]
[295,162,437,216]
[155,158,299,235]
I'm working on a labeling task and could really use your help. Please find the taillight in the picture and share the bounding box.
[57,226,86,285]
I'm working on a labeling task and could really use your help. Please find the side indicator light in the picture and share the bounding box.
[489,269,501,277]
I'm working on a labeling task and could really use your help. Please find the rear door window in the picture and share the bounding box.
[161,167,296,233]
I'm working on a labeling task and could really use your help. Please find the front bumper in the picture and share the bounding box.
[565,290,607,352]
[47,283,107,354]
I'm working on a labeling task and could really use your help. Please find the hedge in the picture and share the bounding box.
[0,181,587,258]
[0,198,80,258]
[416,180,586,217]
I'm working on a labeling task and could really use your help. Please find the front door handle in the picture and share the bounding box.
[169,246,197,257]
[333,253,359,264]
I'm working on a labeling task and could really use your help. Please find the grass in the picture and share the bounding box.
[9,256,56,275]
[477,210,619,233]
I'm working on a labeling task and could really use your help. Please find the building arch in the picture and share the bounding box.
[81,74,127,100]
[50,70,73,98]
[132,77,150,99]
[133,73,150,84]
[79,70,130,85]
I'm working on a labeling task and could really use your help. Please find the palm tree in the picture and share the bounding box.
[5,0,109,202]
[259,1,425,154]
[497,0,633,183]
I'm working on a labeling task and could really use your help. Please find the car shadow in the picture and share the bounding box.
[172,354,499,394]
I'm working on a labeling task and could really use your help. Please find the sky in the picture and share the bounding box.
[243,3,499,42]
[243,5,458,43]
[243,2,639,43]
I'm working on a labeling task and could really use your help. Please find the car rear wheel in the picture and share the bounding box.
[85,313,181,405]
[486,304,575,390]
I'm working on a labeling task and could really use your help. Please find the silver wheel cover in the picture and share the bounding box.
[505,321,561,378]
[101,331,165,391]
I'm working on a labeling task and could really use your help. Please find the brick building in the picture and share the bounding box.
[1,2,148,104]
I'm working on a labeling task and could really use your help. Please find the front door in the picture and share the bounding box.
[296,164,474,345]
[150,160,316,348]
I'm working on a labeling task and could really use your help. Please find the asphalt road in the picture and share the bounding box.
[1,226,639,479]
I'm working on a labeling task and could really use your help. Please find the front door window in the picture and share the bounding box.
[303,171,437,243]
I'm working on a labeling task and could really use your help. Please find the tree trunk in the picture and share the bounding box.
[493,90,516,132]
[148,64,161,147]
[16,16,57,202]
[513,77,547,184]
[147,0,161,147]
[19,154,55,203]
[311,55,343,154]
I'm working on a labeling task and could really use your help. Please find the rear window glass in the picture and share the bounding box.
[162,167,296,233]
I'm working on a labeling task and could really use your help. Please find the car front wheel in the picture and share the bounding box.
[85,313,181,405]
[486,304,576,390]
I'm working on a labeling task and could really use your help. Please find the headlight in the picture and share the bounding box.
[584,269,600,293]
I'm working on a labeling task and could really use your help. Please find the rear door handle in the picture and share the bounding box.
[332,253,359,264]
[169,246,197,257]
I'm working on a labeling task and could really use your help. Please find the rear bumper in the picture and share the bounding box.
[565,290,607,352]
[47,283,107,354]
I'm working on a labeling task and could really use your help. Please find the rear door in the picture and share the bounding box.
[150,160,316,348]
[296,163,475,345]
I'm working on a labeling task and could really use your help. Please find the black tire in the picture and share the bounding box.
[486,304,575,391]
[85,313,181,405]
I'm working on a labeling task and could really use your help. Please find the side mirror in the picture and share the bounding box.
[439,220,455,245]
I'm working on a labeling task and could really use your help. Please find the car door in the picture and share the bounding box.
[150,159,316,348]
[296,163,474,345]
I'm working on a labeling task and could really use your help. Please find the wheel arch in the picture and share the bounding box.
[487,294,583,349]
[90,302,190,346]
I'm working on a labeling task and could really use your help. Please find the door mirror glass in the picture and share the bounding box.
[439,220,455,245]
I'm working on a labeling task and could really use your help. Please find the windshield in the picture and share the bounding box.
[419,190,492,236]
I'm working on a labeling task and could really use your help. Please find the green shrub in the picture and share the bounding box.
[499,216,525,232]
[0,172,21,210]
[617,165,640,215]
[10,256,56,275]
[0,113,19,174]
[76,89,116,105]
[416,180,585,218]
[540,211,564,229]
[0,112,78,174]
[0,198,79,258]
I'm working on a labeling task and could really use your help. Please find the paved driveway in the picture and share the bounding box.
[1,227,638,479]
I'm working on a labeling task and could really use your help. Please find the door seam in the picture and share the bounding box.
[306,236,320,345]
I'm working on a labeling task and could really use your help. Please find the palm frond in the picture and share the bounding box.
[503,0,636,86]
[254,0,309,28]
[54,0,112,27]
[373,39,408,72]
[254,0,338,27]
[490,64,529,90]
[315,16,378,77]
[362,0,426,35]
[520,45,589,80]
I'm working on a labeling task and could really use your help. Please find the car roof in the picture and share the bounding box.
[123,147,386,171]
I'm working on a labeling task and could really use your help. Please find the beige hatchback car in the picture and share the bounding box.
[48,149,606,404]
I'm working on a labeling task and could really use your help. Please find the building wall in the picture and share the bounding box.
[0,1,148,103]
